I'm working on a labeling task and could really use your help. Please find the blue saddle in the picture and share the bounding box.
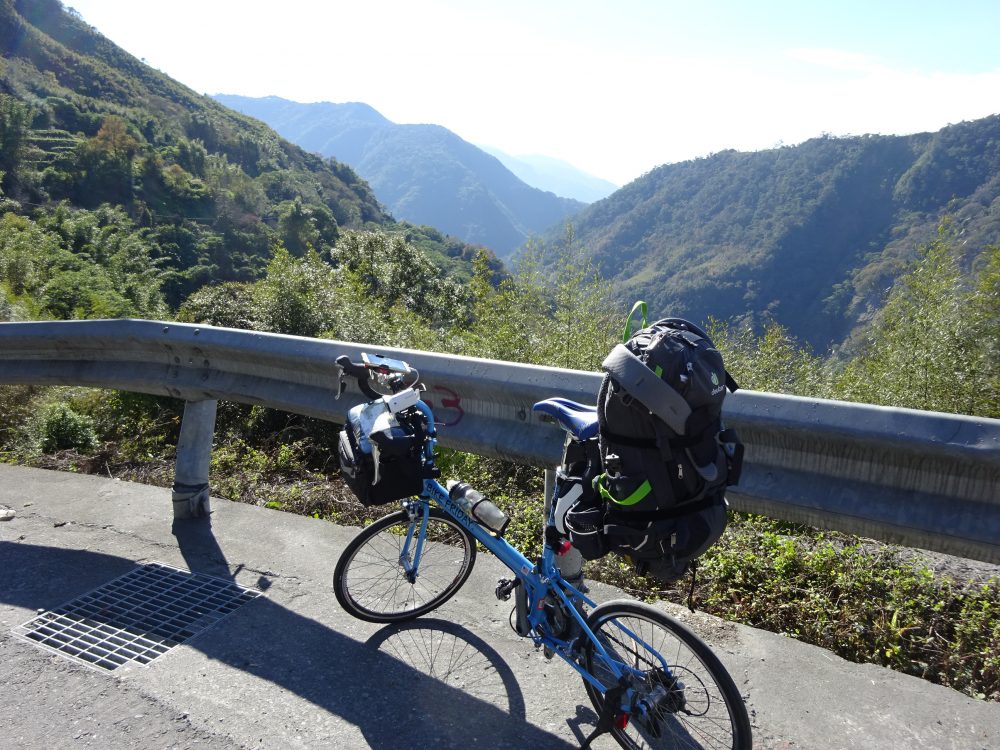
[532,398,599,441]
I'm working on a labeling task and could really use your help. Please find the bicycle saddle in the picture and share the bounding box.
[532,398,599,441]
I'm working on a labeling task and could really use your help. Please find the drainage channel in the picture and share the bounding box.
[13,561,262,671]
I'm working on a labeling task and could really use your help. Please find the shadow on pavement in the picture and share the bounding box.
[365,618,527,722]
[1,518,581,749]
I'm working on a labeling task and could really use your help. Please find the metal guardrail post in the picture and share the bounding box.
[172,399,217,519]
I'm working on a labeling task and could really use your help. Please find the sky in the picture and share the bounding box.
[64,0,1000,186]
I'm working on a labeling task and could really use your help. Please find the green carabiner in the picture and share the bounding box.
[622,300,648,342]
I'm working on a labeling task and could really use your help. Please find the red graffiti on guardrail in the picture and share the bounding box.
[424,385,465,427]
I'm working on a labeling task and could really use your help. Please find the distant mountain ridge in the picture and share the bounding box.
[40,19,990,355]
[541,116,1000,349]
[213,95,585,256]
[477,147,618,203]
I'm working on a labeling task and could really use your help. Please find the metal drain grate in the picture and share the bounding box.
[13,562,262,671]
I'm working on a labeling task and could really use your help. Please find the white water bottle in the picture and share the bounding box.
[447,481,510,535]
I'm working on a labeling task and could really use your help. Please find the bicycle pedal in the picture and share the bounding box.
[495,578,518,601]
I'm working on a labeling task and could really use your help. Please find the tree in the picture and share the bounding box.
[0,207,166,320]
[178,281,257,330]
[708,319,827,397]
[251,246,340,337]
[277,197,321,256]
[0,95,31,195]
[330,229,469,328]
[459,226,616,370]
[461,250,546,364]
[542,225,617,371]
[0,212,62,298]
[74,117,141,205]
[41,269,131,319]
[833,226,999,417]
[91,117,140,164]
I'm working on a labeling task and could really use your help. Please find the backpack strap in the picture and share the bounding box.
[604,492,720,523]
[601,344,691,435]
[726,371,740,393]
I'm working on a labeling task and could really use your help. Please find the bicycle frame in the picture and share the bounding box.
[418,399,667,691]
[352,390,671,720]
[337,359,750,747]
[411,479,628,692]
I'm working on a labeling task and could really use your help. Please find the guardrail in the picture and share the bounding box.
[0,319,997,563]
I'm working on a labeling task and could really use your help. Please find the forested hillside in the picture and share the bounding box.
[550,118,1000,349]
[0,0,496,315]
[214,95,585,256]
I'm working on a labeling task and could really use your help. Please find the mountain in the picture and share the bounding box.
[543,117,1000,349]
[213,95,585,256]
[0,0,388,297]
[477,147,618,203]
[0,0,501,309]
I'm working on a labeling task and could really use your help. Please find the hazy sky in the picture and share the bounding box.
[65,0,1000,185]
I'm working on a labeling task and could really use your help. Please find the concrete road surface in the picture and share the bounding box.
[1,464,997,749]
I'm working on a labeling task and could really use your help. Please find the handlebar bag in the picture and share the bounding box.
[338,400,426,505]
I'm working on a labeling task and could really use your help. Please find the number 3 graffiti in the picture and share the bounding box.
[424,385,465,427]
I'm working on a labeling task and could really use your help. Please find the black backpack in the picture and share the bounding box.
[561,303,743,580]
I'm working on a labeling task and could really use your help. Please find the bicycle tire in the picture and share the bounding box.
[333,508,477,623]
[582,599,751,750]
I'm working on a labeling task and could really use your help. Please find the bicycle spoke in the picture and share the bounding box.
[334,509,476,623]
[583,601,751,750]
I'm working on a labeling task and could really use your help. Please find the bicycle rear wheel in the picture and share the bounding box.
[333,508,477,623]
[582,600,751,750]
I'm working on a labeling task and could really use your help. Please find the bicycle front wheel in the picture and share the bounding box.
[333,508,477,623]
[582,600,751,750]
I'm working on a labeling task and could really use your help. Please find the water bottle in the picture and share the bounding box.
[447,481,510,535]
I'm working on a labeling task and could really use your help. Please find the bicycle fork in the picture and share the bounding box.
[397,500,431,583]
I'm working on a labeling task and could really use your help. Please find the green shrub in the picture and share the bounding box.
[684,515,1000,700]
[35,402,98,453]
[84,391,181,460]
[0,384,40,452]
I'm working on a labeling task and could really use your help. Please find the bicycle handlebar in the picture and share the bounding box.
[336,354,421,400]
[336,355,382,400]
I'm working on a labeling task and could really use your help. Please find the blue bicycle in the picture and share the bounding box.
[332,354,751,749]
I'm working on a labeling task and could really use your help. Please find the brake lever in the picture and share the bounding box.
[335,354,382,400]
[334,364,345,399]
